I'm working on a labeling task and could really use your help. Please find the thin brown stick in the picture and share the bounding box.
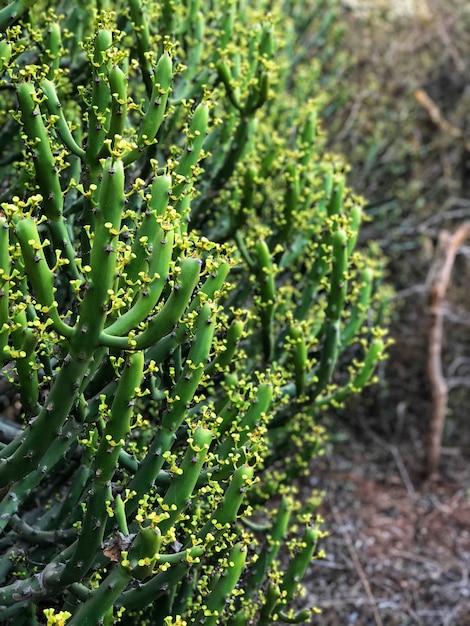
[426,222,470,479]
[414,89,470,150]
[330,501,384,626]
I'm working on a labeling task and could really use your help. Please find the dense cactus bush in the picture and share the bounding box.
[0,1,387,624]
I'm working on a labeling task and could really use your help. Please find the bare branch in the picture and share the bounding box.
[426,222,470,479]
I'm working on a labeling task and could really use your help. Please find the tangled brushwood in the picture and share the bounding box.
[0,1,387,624]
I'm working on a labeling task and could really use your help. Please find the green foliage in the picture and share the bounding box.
[0,1,387,624]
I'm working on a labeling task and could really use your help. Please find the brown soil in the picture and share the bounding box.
[303,427,470,626]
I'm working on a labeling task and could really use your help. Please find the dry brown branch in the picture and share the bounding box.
[414,89,470,149]
[426,222,470,479]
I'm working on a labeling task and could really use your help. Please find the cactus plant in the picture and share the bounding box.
[0,1,387,625]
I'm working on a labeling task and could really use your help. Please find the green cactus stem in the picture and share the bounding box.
[160,300,216,432]
[123,52,173,165]
[327,174,345,217]
[7,514,75,545]
[54,435,97,527]
[289,321,308,397]
[0,356,90,486]
[177,103,209,184]
[0,416,83,530]
[277,526,319,609]
[213,382,272,472]
[157,426,212,536]
[94,351,144,485]
[126,303,216,505]
[341,266,374,346]
[57,482,112,586]
[85,29,113,168]
[17,82,64,221]
[105,175,174,336]
[347,203,362,256]
[278,608,312,624]
[201,465,254,533]
[256,582,282,626]
[120,174,172,283]
[0,39,12,71]
[72,157,124,352]
[205,317,244,376]
[105,64,128,151]
[282,163,300,241]
[233,496,293,622]
[0,218,10,359]
[40,79,86,159]
[315,336,386,407]
[313,228,348,393]
[128,0,153,94]
[113,255,201,350]
[43,22,61,79]
[66,563,132,626]
[0,0,35,31]
[10,309,39,416]
[193,543,247,626]
[255,240,276,362]
[127,525,162,580]
[209,117,258,193]
[14,217,73,337]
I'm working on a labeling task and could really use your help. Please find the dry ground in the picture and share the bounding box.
[304,428,470,626]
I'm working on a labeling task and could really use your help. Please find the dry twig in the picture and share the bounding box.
[426,222,470,478]
[414,89,470,150]
[329,500,384,626]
